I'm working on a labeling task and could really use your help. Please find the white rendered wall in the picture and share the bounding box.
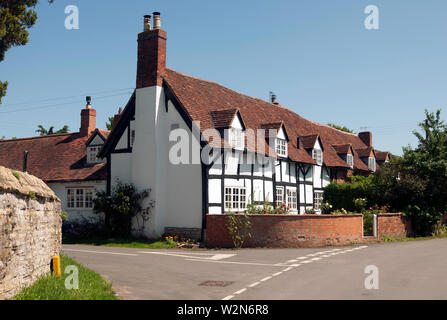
[48,180,105,223]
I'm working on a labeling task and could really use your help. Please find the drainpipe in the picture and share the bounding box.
[23,151,29,173]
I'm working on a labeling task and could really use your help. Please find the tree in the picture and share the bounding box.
[105,117,115,131]
[324,110,447,236]
[36,125,69,136]
[398,109,447,234]
[327,123,354,133]
[0,0,39,103]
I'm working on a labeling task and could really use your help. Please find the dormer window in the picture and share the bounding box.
[87,146,103,164]
[347,154,354,168]
[275,138,287,157]
[368,157,376,172]
[312,149,323,165]
[229,127,244,150]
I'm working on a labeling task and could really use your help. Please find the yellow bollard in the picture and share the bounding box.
[52,255,61,278]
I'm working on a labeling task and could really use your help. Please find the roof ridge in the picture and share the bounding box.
[0,132,75,143]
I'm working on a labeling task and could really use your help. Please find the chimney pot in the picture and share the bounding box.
[86,96,92,109]
[144,15,151,32]
[153,12,161,29]
[136,12,167,88]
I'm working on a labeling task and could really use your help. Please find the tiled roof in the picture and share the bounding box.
[375,150,390,162]
[356,147,374,158]
[210,109,238,128]
[332,144,352,155]
[0,133,107,182]
[300,134,319,149]
[96,129,111,141]
[163,68,375,170]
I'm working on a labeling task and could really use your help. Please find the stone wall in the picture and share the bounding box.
[0,166,62,300]
[206,214,364,248]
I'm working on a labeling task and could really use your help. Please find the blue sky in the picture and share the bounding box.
[1,0,446,155]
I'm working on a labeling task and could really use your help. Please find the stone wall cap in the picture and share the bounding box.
[0,166,60,201]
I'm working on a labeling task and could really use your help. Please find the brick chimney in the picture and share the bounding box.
[136,12,167,88]
[358,131,373,147]
[80,96,96,137]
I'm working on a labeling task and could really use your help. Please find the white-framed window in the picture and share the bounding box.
[314,192,324,211]
[368,157,376,172]
[286,189,297,211]
[67,188,94,209]
[347,154,354,168]
[224,187,247,212]
[275,138,287,157]
[229,127,244,150]
[67,189,75,208]
[312,149,323,165]
[276,187,285,206]
[87,146,103,164]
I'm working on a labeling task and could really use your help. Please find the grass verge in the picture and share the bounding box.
[63,236,178,249]
[14,255,118,300]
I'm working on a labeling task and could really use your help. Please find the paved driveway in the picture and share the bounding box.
[62,238,447,300]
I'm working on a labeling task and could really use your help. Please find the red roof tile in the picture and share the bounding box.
[300,134,319,149]
[210,109,238,128]
[163,68,376,169]
[0,133,106,182]
[375,150,390,162]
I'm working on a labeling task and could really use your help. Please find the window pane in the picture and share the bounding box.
[76,189,84,208]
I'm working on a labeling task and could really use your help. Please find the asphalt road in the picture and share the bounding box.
[62,238,447,300]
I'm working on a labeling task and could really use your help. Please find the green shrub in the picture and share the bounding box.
[12,171,20,181]
[324,175,374,212]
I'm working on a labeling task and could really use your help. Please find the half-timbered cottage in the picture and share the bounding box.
[99,13,390,240]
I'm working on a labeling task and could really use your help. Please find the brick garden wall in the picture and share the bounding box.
[376,213,412,239]
[206,214,364,248]
[0,166,62,300]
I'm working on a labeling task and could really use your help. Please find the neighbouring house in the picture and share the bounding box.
[0,98,110,223]
[98,12,390,240]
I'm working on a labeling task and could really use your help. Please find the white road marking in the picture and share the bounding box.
[297,257,307,260]
[222,296,234,300]
[301,260,313,264]
[234,288,247,295]
[283,267,294,272]
[261,276,273,282]
[185,259,285,267]
[311,258,322,261]
[291,264,301,267]
[63,249,139,257]
[248,282,261,288]
[272,272,283,277]
[139,251,236,261]
[287,260,298,263]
